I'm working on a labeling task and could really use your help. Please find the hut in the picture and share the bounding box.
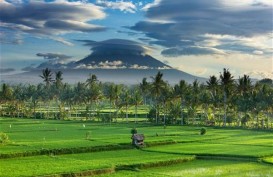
[131,134,145,147]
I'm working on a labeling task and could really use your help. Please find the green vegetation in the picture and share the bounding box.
[0,69,272,176]
[0,118,272,176]
[0,69,272,129]
[100,160,273,177]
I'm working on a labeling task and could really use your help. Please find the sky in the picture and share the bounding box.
[0,0,272,79]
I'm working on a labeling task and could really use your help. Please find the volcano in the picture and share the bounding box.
[2,39,206,84]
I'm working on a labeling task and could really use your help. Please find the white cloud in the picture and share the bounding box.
[96,0,137,13]
[141,0,161,11]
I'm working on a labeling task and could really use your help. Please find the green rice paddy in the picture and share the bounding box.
[0,118,272,176]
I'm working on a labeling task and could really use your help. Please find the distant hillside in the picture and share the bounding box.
[2,69,206,85]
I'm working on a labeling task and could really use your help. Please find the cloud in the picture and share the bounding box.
[246,71,273,79]
[161,46,226,57]
[96,0,137,13]
[74,60,127,69]
[22,64,37,72]
[36,53,72,60]
[0,0,106,44]
[77,38,151,55]
[141,0,161,11]
[131,0,272,56]
[0,68,16,73]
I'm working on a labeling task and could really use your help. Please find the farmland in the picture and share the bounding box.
[1,117,273,177]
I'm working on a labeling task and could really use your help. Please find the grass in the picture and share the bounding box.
[0,149,193,177]
[1,117,273,176]
[100,160,273,177]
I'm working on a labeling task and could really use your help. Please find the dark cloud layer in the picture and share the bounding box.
[0,68,16,73]
[161,46,225,57]
[130,0,272,56]
[0,0,106,44]
[36,53,72,60]
[78,39,150,55]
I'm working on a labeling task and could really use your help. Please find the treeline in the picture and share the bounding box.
[0,68,272,129]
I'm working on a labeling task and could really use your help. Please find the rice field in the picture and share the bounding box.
[0,117,272,176]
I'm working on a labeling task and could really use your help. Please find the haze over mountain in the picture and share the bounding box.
[2,39,205,85]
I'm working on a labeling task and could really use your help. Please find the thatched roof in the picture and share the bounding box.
[132,134,144,141]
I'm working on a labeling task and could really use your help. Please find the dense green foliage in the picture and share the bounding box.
[0,68,272,129]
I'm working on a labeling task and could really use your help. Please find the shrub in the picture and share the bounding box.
[200,127,206,135]
[131,128,137,135]
[147,108,156,122]
[0,132,9,144]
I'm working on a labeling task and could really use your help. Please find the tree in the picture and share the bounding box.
[85,74,101,119]
[131,88,142,123]
[236,74,252,126]
[159,84,172,125]
[220,68,234,126]
[139,77,150,105]
[120,88,131,123]
[40,68,54,88]
[206,75,219,125]
[73,82,87,118]
[55,71,63,89]
[174,80,188,125]
[151,72,166,124]
[187,80,200,125]
[40,68,54,118]
[105,84,121,123]
[0,84,13,104]
[86,74,98,89]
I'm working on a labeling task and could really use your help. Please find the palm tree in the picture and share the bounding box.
[132,88,142,124]
[121,89,131,123]
[86,74,98,89]
[159,84,172,125]
[206,75,219,125]
[151,72,166,124]
[106,84,121,123]
[55,71,63,89]
[220,68,234,126]
[236,74,252,126]
[188,80,200,125]
[139,77,150,105]
[174,80,188,125]
[85,74,101,119]
[73,82,87,118]
[40,68,54,118]
[40,68,54,88]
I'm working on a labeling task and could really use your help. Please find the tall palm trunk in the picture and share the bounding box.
[135,104,137,124]
[155,99,158,124]
[223,91,227,126]
[181,98,184,125]
[126,104,128,123]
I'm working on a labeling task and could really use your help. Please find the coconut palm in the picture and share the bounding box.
[220,68,234,126]
[159,84,172,125]
[121,89,131,123]
[40,68,54,88]
[86,74,98,89]
[55,71,63,89]
[85,74,101,119]
[174,80,188,125]
[236,74,252,126]
[131,88,143,123]
[187,79,200,125]
[139,77,150,105]
[151,72,166,124]
[206,75,219,125]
